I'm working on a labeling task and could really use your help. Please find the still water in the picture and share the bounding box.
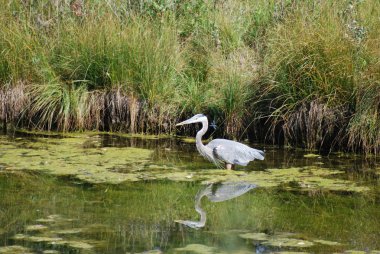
[0,132,379,254]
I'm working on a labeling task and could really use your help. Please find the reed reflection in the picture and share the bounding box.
[175,181,257,229]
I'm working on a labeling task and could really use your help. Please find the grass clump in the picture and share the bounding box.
[209,47,259,138]
[259,2,360,150]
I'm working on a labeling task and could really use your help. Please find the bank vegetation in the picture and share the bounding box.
[0,0,379,154]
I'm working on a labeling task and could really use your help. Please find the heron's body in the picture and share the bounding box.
[177,114,264,169]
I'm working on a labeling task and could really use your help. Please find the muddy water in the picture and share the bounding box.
[0,132,379,254]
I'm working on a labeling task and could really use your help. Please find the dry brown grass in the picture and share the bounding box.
[0,82,28,132]
[279,100,348,150]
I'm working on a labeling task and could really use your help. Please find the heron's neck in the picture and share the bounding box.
[195,197,206,226]
[196,119,208,150]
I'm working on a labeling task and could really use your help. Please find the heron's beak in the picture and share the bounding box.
[176,116,202,126]
[176,119,192,126]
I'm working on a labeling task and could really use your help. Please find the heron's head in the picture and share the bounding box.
[175,219,204,229]
[176,114,207,126]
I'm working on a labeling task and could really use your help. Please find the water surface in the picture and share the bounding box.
[0,132,379,253]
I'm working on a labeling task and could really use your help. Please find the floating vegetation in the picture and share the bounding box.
[42,250,60,254]
[0,134,370,192]
[174,243,217,253]
[0,245,33,254]
[27,236,63,243]
[303,154,320,158]
[60,241,93,250]
[51,228,83,235]
[10,214,98,253]
[36,215,76,224]
[261,238,314,248]
[25,224,49,232]
[239,232,269,241]
[0,158,378,254]
[313,239,342,246]
[271,252,310,254]
[239,231,345,249]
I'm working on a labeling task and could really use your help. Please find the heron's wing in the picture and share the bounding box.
[207,139,264,165]
[207,182,257,202]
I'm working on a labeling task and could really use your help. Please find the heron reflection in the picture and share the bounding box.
[175,182,257,229]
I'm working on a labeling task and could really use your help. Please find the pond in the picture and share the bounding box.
[0,132,379,254]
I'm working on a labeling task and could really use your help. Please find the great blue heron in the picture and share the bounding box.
[175,182,257,229]
[176,114,265,169]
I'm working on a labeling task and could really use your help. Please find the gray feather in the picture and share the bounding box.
[207,139,264,166]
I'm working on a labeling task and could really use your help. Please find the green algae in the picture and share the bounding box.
[174,244,217,253]
[238,231,347,251]
[42,250,60,254]
[27,236,63,243]
[52,229,83,235]
[0,245,33,254]
[25,224,49,232]
[262,238,314,248]
[179,136,212,144]
[42,251,60,254]
[0,133,369,192]
[272,252,310,254]
[60,241,93,249]
[0,135,152,184]
[11,215,98,253]
[180,137,196,143]
[303,154,320,158]
[239,232,314,248]
[314,239,342,246]
[36,215,76,224]
[0,134,370,192]
[130,250,163,254]
[239,232,269,241]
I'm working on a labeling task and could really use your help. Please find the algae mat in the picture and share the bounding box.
[0,135,369,192]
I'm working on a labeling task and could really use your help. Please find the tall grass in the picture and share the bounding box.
[346,0,380,154]
[0,0,379,154]
[209,47,259,138]
[260,2,357,149]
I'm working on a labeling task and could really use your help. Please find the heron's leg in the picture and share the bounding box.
[225,163,233,170]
